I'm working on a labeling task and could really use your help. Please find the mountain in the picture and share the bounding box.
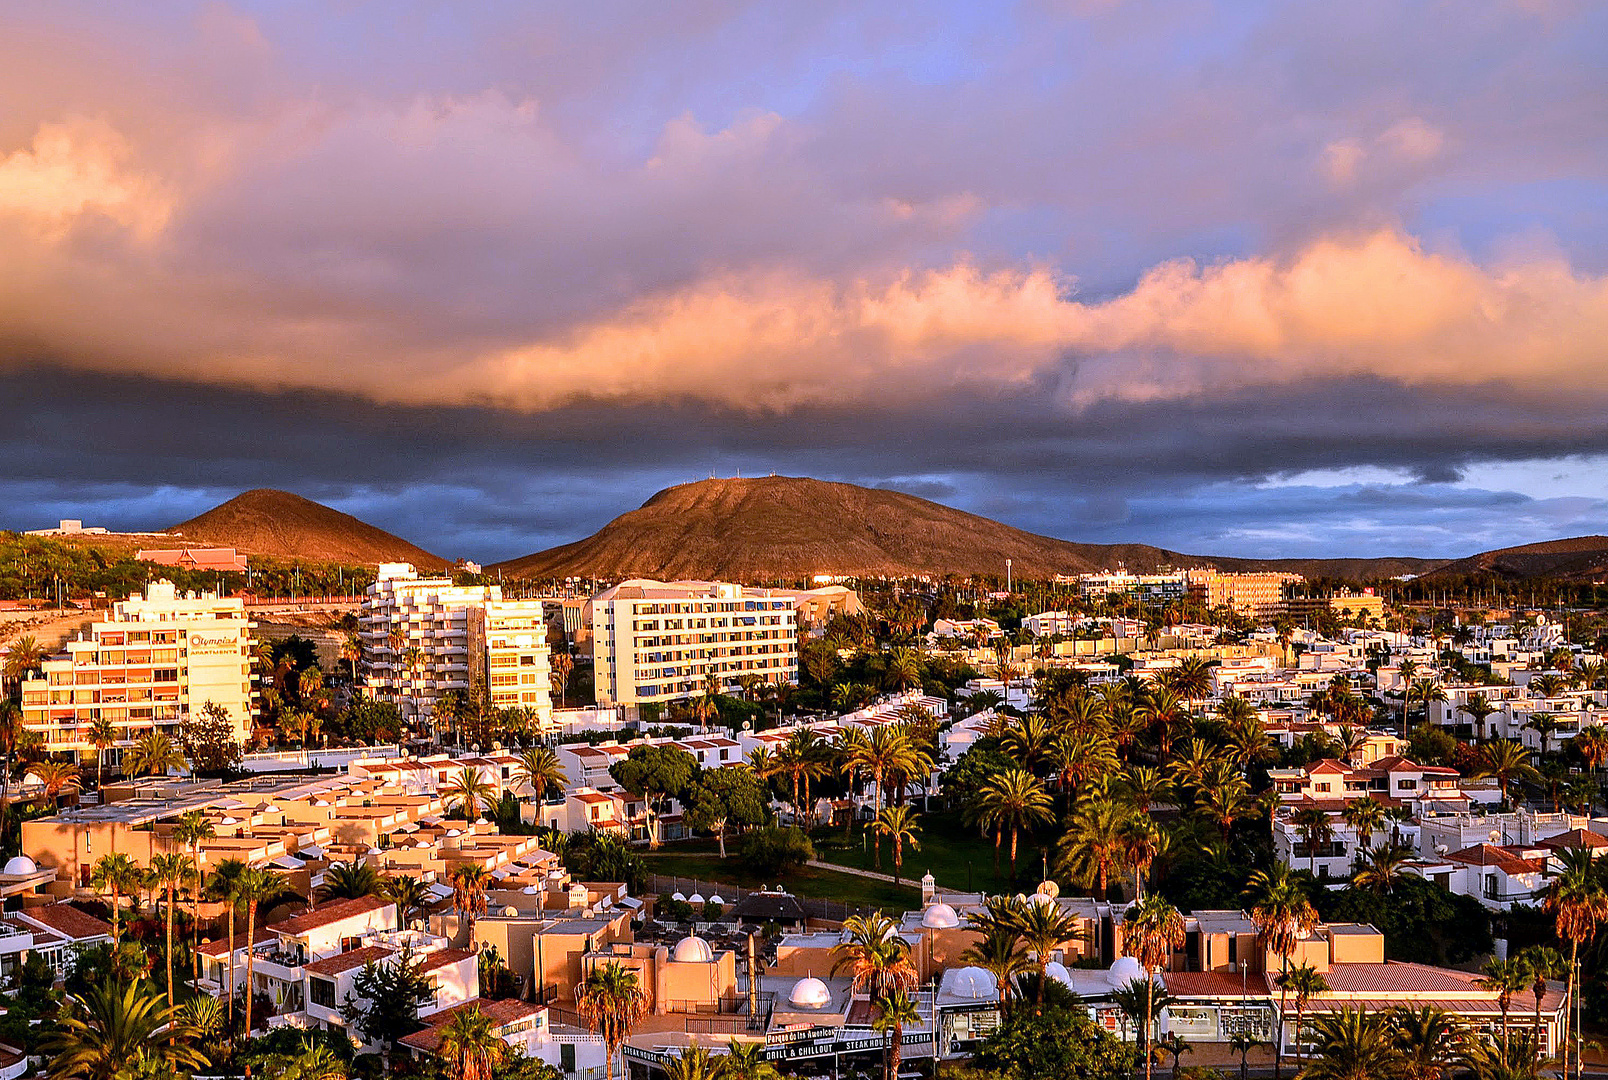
[1419,536,1608,582]
[490,476,1444,582]
[167,490,446,568]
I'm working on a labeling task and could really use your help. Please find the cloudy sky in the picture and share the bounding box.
[2,0,1606,563]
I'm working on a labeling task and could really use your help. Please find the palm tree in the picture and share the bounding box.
[27,757,80,810]
[44,979,210,1080]
[515,745,566,802]
[1119,814,1164,900]
[1138,687,1189,758]
[1277,961,1329,1066]
[258,1036,348,1080]
[1049,730,1118,807]
[2,634,46,695]
[206,858,250,1031]
[999,714,1057,774]
[1547,846,1606,1080]
[1302,1007,1401,1080]
[1245,864,1318,1080]
[1391,1005,1462,1080]
[1572,725,1608,784]
[832,911,917,997]
[86,716,118,790]
[123,732,185,778]
[1123,894,1185,1080]
[959,927,1030,1010]
[443,766,498,822]
[872,804,921,885]
[1341,797,1387,862]
[773,728,832,823]
[170,809,215,983]
[149,851,195,1009]
[318,859,384,902]
[0,699,25,852]
[1459,692,1499,741]
[1350,842,1413,894]
[236,867,289,1038]
[969,767,1053,877]
[1462,1031,1545,1080]
[383,873,431,930]
[1012,896,1087,1005]
[451,864,491,941]
[1121,765,1173,813]
[577,961,648,1080]
[1477,739,1540,807]
[1055,797,1129,900]
[1517,945,1563,1064]
[1292,807,1335,876]
[341,630,364,685]
[436,1006,507,1080]
[91,852,142,945]
[1229,1032,1266,1080]
[722,1039,782,1080]
[1198,766,1255,842]
[870,989,921,1080]
[1406,678,1447,737]
[1477,958,1530,1053]
[660,1044,724,1080]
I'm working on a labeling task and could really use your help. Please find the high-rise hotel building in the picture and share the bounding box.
[360,564,551,725]
[589,579,798,708]
[19,581,255,763]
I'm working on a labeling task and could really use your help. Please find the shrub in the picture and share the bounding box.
[740,826,815,875]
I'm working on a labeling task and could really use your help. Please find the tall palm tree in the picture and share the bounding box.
[148,851,195,1009]
[515,745,566,802]
[91,852,142,945]
[451,864,491,942]
[1477,740,1540,808]
[1292,807,1335,876]
[123,732,185,778]
[86,716,118,790]
[1350,842,1413,894]
[1138,687,1189,758]
[1302,1008,1401,1080]
[236,866,288,1039]
[1123,894,1185,1080]
[1477,958,1531,1053]
[1546,846,1606,1080]
[1517,945,1563,1065]
[969,767,1053,877]
[832,912,917,1000]
[1011,897,1087,1005]
[999,715,1057,774]
[443,766,498,822]
[1,634,46,695]
[872,804,921,884]
[1341,797,1387,861]
[206,858,250,1031]
[1055,797,1130,900]
[1277,961,1329,1066]
[383,873,431,930]
[170,809,215,983]
[318,859,384,902]
[437,1006,507,1080]
[1459,692,1499,741]
[340,630,364,685]
[28,759,82,807]
[773,728,832,823]
[1197,765,1255,842]
[959,928,1030,1011]
[660,1044,724,1080]
[1245,864,1318,1080]
[870,989,921,1080]
[1049,731,1118,807]
[577,960,648,1080]
[1120,765,1173,813]
[1406,678,1448,738]
[44,979,210,1080]
[1119,814,1164,900]
[1391,1005,1462,1080]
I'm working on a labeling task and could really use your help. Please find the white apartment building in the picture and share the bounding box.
[589,580,798,708]
[360,564,551,726]
[19,581,255,764]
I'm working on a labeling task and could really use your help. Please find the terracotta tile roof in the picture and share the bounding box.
[16,904,112,942]
[1445,844,1547,876]
[399,998,544,1052]
[419,948,476,972]
[1319,962,1507,995]
[1540,829,1608,851]
[2,918,63,947]
[304,945,394,977]
[270,896,392,936]
[197,927,275,957]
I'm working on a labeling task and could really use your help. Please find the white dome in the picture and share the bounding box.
[1,856,36,875]
[688,893,705,905]
[672,936,714,963]
[1107,956,1145,988]
[1043,960,1073,987]
[708,895,724,906]
[671,891,686,902]
[921,903,960,929]
[951,966,996,1000]
[789,977,832,1008]
[1029,892,1056,909]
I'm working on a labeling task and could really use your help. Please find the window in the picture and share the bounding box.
[1397,778,1417,790]
[310,977,336,1008]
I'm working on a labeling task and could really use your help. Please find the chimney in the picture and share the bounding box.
[920,871,936,906]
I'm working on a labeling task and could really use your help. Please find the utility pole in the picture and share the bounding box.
[1006,559,1012,594]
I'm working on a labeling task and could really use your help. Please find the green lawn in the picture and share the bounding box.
[640,849,919,911]
[808,809,1056,896]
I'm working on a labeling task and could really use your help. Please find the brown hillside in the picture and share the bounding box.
[1421,536,1608,582]
[168,490,446,568]
[490,477,1442,583]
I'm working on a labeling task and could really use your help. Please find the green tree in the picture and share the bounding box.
[148,851,195,1009]
[340,950,434,1071]
[1244,864,1317,1080]
[1123,895,1185,1080]
[872,804,922,885]
[318,859,384,902]
[437,1006,508,1080]
[180,700,243,773]
[44,979,210,1080]
[608,744,696,848]
[170,809,215,983]
[683,765,769,858]
[444,766,499,823]
[1276,961,1329,1067]
[576,961,648,1080]
[382,873,431,930]
[90,853,142,946]
[1476,957,1530,1053]
[969,767,1053,877]
[237,867,289,1039]
[739,826,814,876]
[514,746,566,802]
[1390,1005,1462,1080]
[973,993,1136,1080]
[1301,1007,1401,1080]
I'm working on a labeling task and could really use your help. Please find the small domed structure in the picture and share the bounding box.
[708,894,724,906]
[921,903,960,929]
[1107,956,1145,987]
[950,966,996,999]
[1043,960,1073,987]
[1036,880,1060,899]
[671,891,686,902]
[2,855,36,876]
[689,893,705,905]
[672,935,715,964]
[789,977,832,1008]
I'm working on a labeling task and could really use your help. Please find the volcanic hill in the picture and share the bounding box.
[168,489,446,568]
[1420,535,1608,583]
[490,476,1442,582]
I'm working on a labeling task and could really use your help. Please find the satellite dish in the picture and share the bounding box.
[1489,830,1502,844]
[1434,844,1448,855]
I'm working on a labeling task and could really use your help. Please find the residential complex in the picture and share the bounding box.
[17,581,255,764]
[1185,568,1304,619]
[589,579,798,708]
[360,563,552,724]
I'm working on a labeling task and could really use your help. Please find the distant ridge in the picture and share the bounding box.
[490,476,1443,582]
[1420,535,1608,583]
[168,490,446,568]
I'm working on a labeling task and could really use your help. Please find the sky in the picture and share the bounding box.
[1,0,1607,564]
